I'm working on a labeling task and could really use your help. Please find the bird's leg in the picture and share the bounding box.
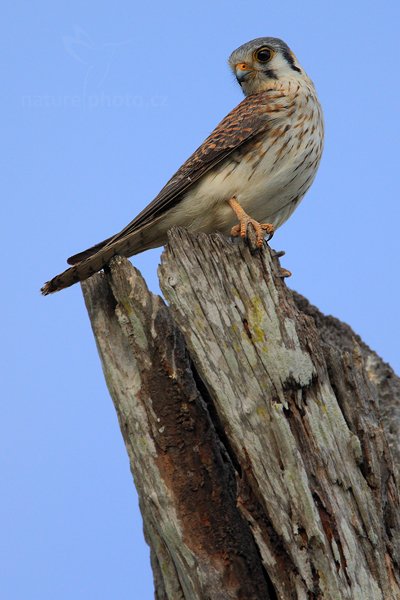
[227,196,274,248]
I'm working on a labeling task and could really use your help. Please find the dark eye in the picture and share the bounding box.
[254,47,273,63]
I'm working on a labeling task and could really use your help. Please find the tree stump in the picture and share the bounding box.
[81,228,400,600]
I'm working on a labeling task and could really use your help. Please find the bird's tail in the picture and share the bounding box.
[41,243,120,295]
[41,210,169,295]
[66,236,114,265]
[41,229,151,295]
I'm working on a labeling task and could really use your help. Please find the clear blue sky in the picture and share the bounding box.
[2,1,399,598]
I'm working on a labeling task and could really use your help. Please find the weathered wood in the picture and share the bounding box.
[82,257,274,600]
[292,292,400,476]
[82,229,400,599]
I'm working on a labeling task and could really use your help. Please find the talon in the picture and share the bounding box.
[227,196,274,247]
[260,222,274,243]
[230,223,241,237]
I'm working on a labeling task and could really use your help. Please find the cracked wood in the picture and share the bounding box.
[82,228,400,600]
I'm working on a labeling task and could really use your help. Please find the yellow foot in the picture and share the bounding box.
[230,219,274,247]
[227,196,274,248]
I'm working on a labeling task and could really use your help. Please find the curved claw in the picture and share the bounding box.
[227,196,274,248]
[230,219,274,248]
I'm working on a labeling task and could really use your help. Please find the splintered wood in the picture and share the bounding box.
[82,229,400,600]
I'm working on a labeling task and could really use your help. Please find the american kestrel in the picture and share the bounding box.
[42,37,323,295]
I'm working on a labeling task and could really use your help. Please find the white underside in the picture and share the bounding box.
[138,79,323,250]
[152,137,320,240]
[170,144,314,232]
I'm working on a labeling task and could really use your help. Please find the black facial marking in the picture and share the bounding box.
[263,68,278,80]
[281,49,302,72]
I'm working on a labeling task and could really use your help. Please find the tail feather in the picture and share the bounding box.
[41,211,171,295]
[41,245,118,295]
[41,223,164,295]
[67,235,114,265]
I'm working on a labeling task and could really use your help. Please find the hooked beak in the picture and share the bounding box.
[235,62,254,83]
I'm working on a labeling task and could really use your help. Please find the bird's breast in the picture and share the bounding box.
[163,82,323,234]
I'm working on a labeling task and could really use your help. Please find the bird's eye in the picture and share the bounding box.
[254,47,273,63]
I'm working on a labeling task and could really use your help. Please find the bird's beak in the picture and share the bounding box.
[235,62,254,83]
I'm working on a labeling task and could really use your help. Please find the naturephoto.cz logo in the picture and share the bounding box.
[22,26,167,110]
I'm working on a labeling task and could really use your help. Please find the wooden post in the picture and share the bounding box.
[81,228,400,600]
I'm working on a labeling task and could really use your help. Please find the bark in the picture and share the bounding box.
[81,228,400,600]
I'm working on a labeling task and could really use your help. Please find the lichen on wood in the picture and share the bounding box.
[82,228,400,599]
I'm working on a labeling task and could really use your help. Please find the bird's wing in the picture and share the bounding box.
[68,90,279,265]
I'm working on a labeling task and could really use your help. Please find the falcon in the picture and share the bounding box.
[42,37,324,295]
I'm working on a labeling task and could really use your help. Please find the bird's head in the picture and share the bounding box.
[229,37,303,96]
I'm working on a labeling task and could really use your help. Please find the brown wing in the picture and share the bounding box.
[68,91,273,265]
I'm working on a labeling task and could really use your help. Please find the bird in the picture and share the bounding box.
[41,37,323,295]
